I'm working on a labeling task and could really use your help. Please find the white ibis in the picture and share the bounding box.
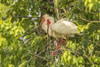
[40,14,80,56]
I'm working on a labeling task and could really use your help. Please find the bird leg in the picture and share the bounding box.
[56,39,60,50]
[55,38,63,50]
[57,38,63,49]
[64,35,68,48]
[55,38,61,50]
[51,39,59,56]
[51,38,63,56]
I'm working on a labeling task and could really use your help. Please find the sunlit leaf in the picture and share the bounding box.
[55,0,59,8]
[88,2,94,12]
[9,64,15,67]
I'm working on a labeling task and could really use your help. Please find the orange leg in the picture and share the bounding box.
[56,39,59,50]
[64,35,68,48]
[57,38,63,49]
[51,38,63,56]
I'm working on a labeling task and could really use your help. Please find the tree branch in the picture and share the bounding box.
[79,15,100,23]
[77,7,98,15]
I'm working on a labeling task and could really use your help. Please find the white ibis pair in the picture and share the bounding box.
[40,14,80,56]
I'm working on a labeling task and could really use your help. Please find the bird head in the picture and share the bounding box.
[40,14,49,26]
[40,14,54,30]
[47,17,54,29]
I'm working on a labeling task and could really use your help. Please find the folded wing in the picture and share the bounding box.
[51,19,78,35]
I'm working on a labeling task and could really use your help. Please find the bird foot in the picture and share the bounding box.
[51,50,58,56]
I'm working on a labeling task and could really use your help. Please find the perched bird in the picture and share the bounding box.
[40,14,81,56]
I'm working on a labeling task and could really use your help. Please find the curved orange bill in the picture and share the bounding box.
[40,17,45,26]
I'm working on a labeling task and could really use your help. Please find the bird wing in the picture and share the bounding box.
[51,20,78,35]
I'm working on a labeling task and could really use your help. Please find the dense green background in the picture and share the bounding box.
[0,0,100,67]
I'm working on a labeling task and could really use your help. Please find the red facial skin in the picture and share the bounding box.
[40,16,45,26]
[47,19,51,29]
[40,16,51,30]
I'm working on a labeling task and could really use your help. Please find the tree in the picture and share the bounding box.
[0,0,100,67]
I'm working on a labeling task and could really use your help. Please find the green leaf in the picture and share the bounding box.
[0,3,1,10]
[88,2,94,12]
[67,56,71,61]
[55,0,59,8]
[99,13,100,20]
[19,61,27,67]
[77,57,84,64]
[84,0,88,6]
[9,64,15,67]
[88,44,94,54]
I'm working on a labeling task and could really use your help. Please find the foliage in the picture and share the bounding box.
[0,0,100,67]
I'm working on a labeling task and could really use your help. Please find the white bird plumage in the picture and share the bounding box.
[51,19,79,37]
[40,14,81,56]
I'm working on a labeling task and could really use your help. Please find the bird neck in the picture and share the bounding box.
[42,21,48,32]
[41,19,54,33]
[49,22,54,27]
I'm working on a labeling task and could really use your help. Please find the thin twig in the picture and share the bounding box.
[79,15,100,23]
[29,52,49,62]
[77,7,98,15]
